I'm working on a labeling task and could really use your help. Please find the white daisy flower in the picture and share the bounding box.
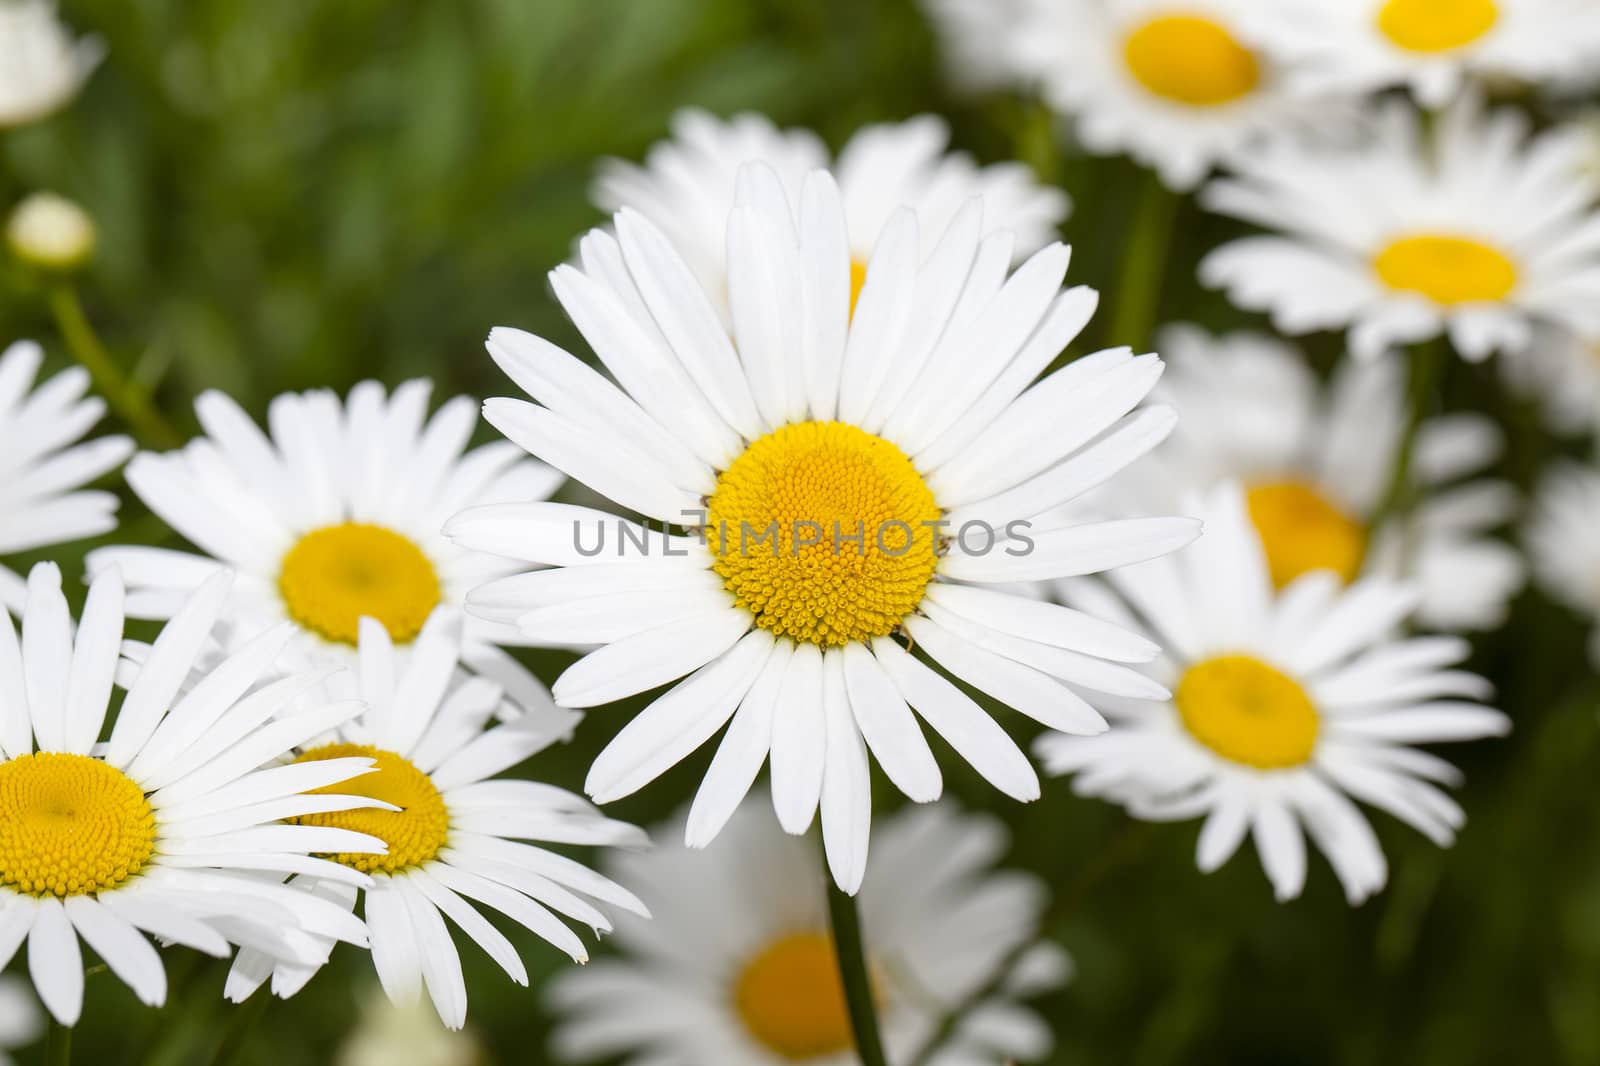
[0,0,101,129]
[1007,0,1354,191]
[918,0,1029,93]
[225,608,648,1031]
[0,340,133,611]
[1039,484,1509,904]
[1526,462,1600,664]
[593,109,1069,311]
[0,979,41,1066]
[1200,92,1600,361]
[548,799,1070,1066]
[1122,325,1523,631]
[1499,324,1600,436]
[0,563,385,1026]
[87,380,565,713]
[449,166,1198,893]
[1243,0,1600,108]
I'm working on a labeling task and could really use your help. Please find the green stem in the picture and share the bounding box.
[46,285,182,450]
[46,1018,71,1066]
[1014,99,1063,187]
[825,868,889,1066]
[1107,170,1177,351]
[207,991,270,1066]
[1369,337,1447,536]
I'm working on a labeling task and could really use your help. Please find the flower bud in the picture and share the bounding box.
[6,191,96,272]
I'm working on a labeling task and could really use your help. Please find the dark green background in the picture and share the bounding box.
[2,1,1594,1063]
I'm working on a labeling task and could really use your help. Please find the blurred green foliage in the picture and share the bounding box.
[3,1,1596,1064]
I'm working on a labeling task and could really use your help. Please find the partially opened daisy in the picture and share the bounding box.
[548,799,1070,1066]
[1008,0,1353,190]
[225,607,648,1030]
[0,340,133,610]
[1123,325,1523,630]
[1201,93,1600,361]
[0,0,101,129]
[1526,462,1600,665]
[0,979,40,1066]
[1039,484,1508,904]
[0,564,384,1026]
[1243,0,1600,107]
[337,986,486,1066]
[448,164,1198,892]
[87,380,564,711]
[593,110,1069,309]
[1500,325,1600,436]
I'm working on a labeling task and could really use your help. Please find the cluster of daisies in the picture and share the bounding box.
[3,0,1600,1062]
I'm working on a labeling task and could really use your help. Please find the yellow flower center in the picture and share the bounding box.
[278,522,442,646]
[1176,655,1320,769]
[1246,480,1367,589]
[734,933,858,1060]
[707,421,941,648]
[1122,13,1261,107]
[1373,234,1518,306]
[1377,0,1498,53]
[849,257,869,318]
[290,744,448,874]
[0,753,156,897]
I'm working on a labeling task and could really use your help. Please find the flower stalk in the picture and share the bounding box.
[47,284,182,450]
[825,862,890,1066]
[1107,169,1178,351]
[46,1019,71,1066]
[1370,336,1447,534]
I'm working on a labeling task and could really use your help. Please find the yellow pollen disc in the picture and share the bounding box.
[849,258,869,319]
[290,744,448,874]
[1246,480,1367,589]
[707,420,941,648]
[1123,14,1261,107]
[0,753,156,897]
[734,933,860,1060]
[1377,0,1498,53]
[1373,234,1517,306]
[1176,655,1320,769]
[278,522,442,646]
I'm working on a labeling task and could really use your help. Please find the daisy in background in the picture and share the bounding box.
[1040,484,1508,904]
[917,0,1029,93]
[87,380,565,715]
[1526,463,1600,665]
[548,799,1069,1066]
[0,564,386,1026]
[1201,92,1600,361]
[593,109,1069,311]
[226,607,648,1031]
[1121,325,1523,631]
[1499,325,1600,437]
[0,340,133,611]
[449,164,1198,892]
[0,0,101,129]
[1242,0,1600,108]
[0,979,40,1066]
[1004,0,1354,190]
